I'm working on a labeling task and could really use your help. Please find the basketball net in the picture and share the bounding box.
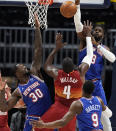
[25,0,53,29]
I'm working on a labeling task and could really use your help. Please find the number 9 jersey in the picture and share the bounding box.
[77,96,103,131]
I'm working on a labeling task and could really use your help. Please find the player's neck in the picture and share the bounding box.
[19,76,29,84]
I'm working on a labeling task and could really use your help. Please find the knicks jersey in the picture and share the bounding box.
[79,45,104,80]
[54,70,83,100]
[18,75,52,117]
[77,96,103,131]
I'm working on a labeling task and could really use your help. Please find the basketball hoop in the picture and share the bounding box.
[25,0,53,29]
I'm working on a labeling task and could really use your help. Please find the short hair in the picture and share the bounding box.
[94,24,105,34]
[83,80,95,95]
[62,57,75,73]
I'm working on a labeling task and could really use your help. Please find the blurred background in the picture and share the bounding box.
[0,0,116,130]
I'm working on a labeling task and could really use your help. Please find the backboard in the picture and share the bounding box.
[0,0,111,8]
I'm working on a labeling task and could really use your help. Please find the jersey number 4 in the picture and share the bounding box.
[92,113,99,127]
[29,89,43,102]
[63,85,71,99]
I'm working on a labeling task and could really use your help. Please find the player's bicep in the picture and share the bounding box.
[62,101,82,124]
[7,88,21,110]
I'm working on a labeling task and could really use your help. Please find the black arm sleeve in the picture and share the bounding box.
[40,67,55,104]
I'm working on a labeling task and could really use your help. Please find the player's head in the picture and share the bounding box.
[62,57,75,73]
[82,80,95,96]
[92,25,104,42]
[14,64,30,80]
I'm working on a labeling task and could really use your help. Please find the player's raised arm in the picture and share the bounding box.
[30,14,42,76]
[0,73,21,112]
[44,33,66,79]
[74,0,87,50]
[74,0,83,33]
[78,21,93,83]
[30,100,82,129]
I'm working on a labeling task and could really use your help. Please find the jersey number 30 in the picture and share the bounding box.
[29,89,43,102]
[92,113,99,127]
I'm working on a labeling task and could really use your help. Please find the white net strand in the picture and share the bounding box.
[25,0,49,29]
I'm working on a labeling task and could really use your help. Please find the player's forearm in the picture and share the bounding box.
[82,37,93,66]
[74,5,83,33]
[97,45,116,63]
[35,27,42,49]
[43,120,66,129]
[34,27,42,61]
[32,27,42,70]
[44,48,59,68]
[0,89,9,112]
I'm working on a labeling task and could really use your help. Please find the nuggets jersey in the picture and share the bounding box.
[77,96,103,131]
[18,75,52,117]
[79,45,104,80]
[54,70,83,101]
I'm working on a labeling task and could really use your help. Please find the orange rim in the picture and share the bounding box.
[38,0,53,5]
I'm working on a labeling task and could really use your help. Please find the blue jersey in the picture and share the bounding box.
[77,96,103,131]
[79,46,104,80]
[18,75,52,117]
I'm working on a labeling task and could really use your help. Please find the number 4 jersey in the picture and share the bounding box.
[18,75,52,117]
[54,69,83,105]
[77,96,103,131]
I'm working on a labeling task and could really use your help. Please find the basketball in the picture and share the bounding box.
[60,1,77,18]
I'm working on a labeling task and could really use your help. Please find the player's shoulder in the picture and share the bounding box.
[71,100,82,110]
[31,74,44,83]
[95,96,103,104]
[71,100,83,114]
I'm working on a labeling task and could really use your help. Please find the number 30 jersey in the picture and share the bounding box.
[77,96,103,131]
[18,75,52,116]
[54,70,83,101]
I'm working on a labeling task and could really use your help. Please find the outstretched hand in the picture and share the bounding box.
[34,13,40,28]
[55,33,67,50]
[0,73,6,91]
[83,20,93,37]
[30,119,45,129]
